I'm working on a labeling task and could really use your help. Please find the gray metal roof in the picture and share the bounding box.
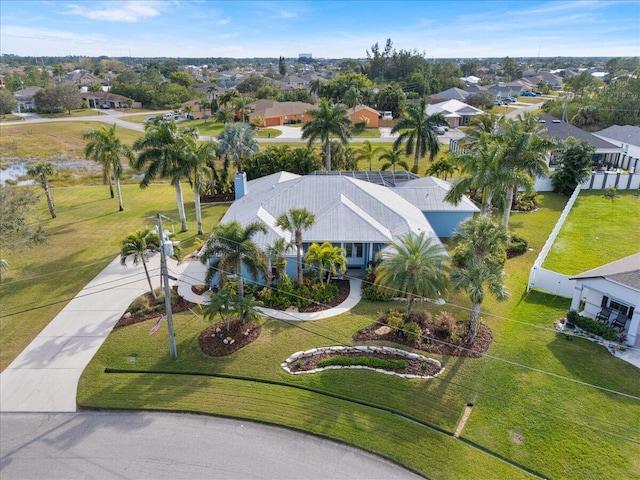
[392,177,479,212]
[221,173,442,251]
[540,115,620,150]
[570,253,640,291]
[594,125,640,148]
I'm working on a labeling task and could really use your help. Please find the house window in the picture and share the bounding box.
[344,243,363,258]
[608,300,632,317]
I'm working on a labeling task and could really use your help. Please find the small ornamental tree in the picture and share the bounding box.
[551,137,595,195]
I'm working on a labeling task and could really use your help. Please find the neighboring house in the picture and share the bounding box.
[459,75,480,85]
[487,84,525,99]
[569,253,640,347]
[13,86,42,112]
[540,115,622,169]
[64,69,102,86]
[279,75,307,90]
[593,125,640,160]
[348,105,379,128]
[247,99,316,126]
[82,91,134,109]
[426,99,484,128]
[430,87,469,102]
[391,176,480,237]
[213,171,469,282]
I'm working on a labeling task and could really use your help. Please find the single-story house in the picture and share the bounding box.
[205,170,476,285]
[13,86,42,112]
[348,105,379,128]
[540,115,622,169]
[430,87,469,102]
[247,99,316,127]
[426,99,484,128]
[82,91,135,109]
[570,253,640,347]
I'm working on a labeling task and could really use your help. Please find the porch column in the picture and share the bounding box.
[627,313,640,347]
[570,283,584,311]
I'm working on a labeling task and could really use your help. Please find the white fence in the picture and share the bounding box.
[527,184,582,296]
[535,172,640,192]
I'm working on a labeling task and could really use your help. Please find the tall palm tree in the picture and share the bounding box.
[275,208,316,285]
[218,89,240,110]
[187,140,217,235]
[82,124,134,211]
[232,94,251,123]
[301,98,352,171]
[200,220,269,298]
[379,145,410,172]
[452,216,508,271]
[450,257,509,345]
[391,98,446,169]
[120,228,160,299]
[356,140,382,171]
[375,233,449,318]
[266,238,291,281]
[132,121,198,232]
[445,132,506,216]
[305,242,347,284]
[499,114,554,227]
[26,162,56,219]
[217,123,259,173]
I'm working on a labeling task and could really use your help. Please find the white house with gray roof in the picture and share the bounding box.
[570,253,640,347]
[593,125,640,160]
[426,99,483,128]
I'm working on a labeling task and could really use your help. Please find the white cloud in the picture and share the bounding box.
[63,1,164,23]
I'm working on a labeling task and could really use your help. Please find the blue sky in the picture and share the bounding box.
[1,1,638,59]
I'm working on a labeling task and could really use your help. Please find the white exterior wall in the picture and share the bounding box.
[535,173,640,192]
[593,134,640,159]
[571,278,640,347]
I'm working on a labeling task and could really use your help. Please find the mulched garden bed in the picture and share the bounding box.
[353,321,492,358]
[298,279,350,312]
[199,318,261,356]
[288,351,442,377]
[115,288,197,328]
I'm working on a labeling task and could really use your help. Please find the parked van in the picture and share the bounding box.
[163,112,178,120]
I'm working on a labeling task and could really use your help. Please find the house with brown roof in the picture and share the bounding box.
[247,99,316,127]
[348,105,379,128]
[81,91,136,109]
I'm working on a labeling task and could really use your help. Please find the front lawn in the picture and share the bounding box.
[77,191,640,479]
[542,190,640,274]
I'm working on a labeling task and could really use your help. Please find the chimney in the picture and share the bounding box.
[234,172,248,200]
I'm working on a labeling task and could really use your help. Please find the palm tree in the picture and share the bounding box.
[379,145,410,172]
[200,220,269,298]
[301,98,352,171]
[452,216,508,271]
[26,162,56,219]
[217,123,259,173]
[450,257,509,345]
[499,114,554,227]
[356,140,382,171]
[232,94,251,123]
[445,132,506,216]
[120,228,160,299]
[266,238,291,281]
[275,208,316,285]
[82,124,134,211]
[132,121,198,232]
[425,155,457,180]
[187,140,217,235]
[0,259,9,281]
[305,242,347,284]
[375,233,449,318]
[202,288,237,332]
[391,98,446,169]
[218,89,240,110]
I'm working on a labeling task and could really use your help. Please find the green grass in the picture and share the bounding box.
[517,97,546,104]
[349,128,381,138]
[38,108,108,118]
[255,128,281,138]
[0,121,143,160]
[0,183,229,370]
[74,191,640,479]
[543,190,640,274]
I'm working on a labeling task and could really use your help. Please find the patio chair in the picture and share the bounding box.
[611,313,630,332]
[596,307,612,323]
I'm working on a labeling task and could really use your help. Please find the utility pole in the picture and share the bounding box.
[157,213,177,359]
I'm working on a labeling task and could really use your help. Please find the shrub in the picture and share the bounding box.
[129,296,150,313]
[408,309,432,327]
[403,321,422,341]
[317,355,406,370]
[566,311,619,341]
[507,234,528,258]
[513,191,538,211]
[362,284,394,301]
[436,311,456,337]
[386,309,405,334]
